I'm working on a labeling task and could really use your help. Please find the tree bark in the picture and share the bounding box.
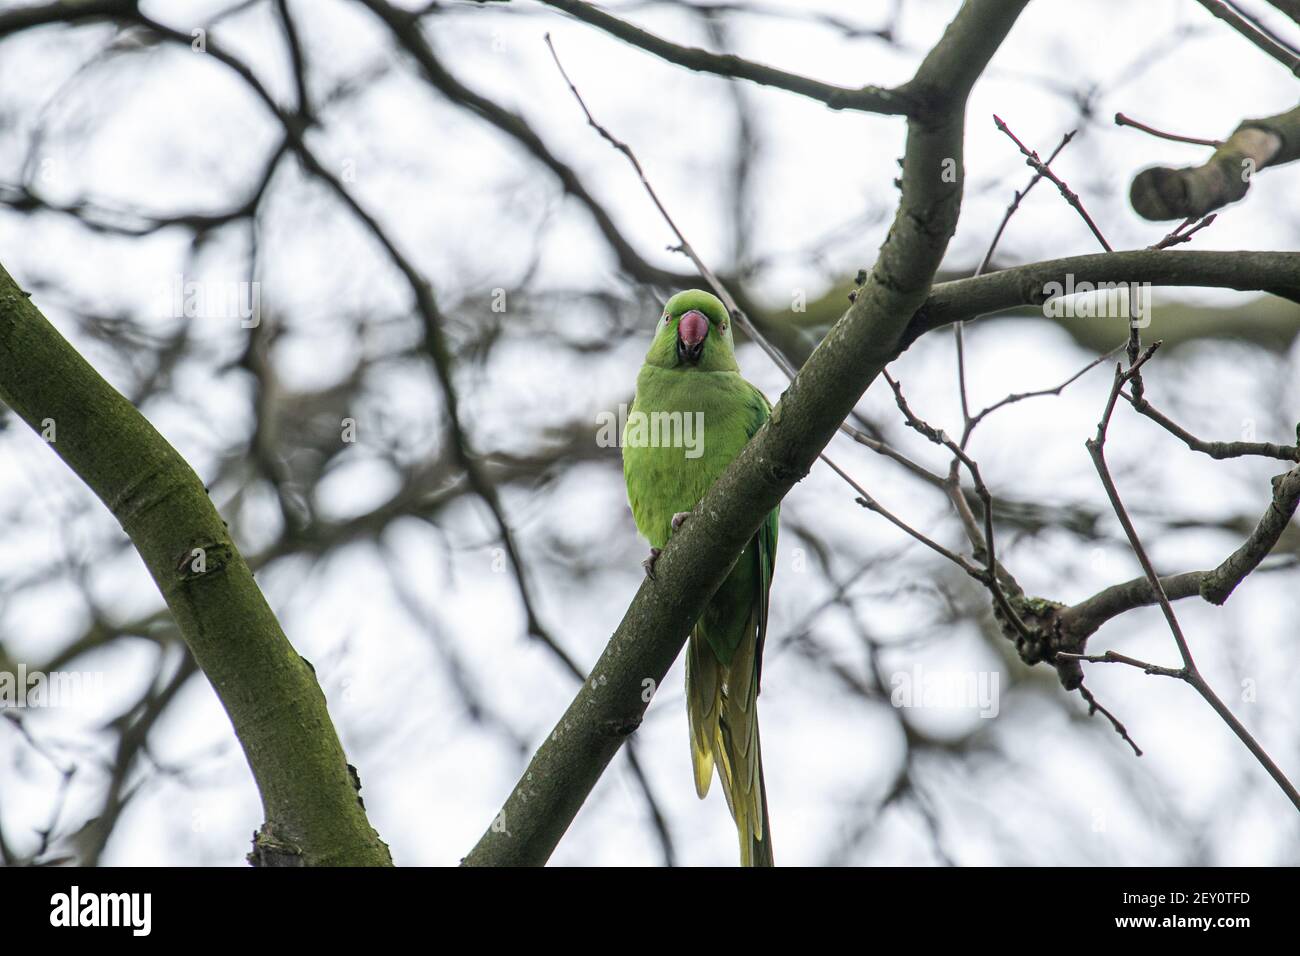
[0,263,391,867]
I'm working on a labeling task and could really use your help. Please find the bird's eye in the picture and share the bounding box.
[720,322,727,332]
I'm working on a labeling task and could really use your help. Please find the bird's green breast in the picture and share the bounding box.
[623,365,756,549]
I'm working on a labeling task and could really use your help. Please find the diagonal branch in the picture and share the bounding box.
[534,0,917,115]
[0,263,392,865]
[1193,0,1300,75]
[1080,350,1300,812]
[543,31,950,558]
[0,0,135,35]
[461,0,1032,867]
[1124,389,1300,462]
[994,115,1112,251]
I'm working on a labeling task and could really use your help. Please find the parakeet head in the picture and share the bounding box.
[645,289,738,372]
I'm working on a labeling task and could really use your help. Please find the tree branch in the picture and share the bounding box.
[1129,103,1300,220]
[1125,389,1300,461]
[1050,455,1300,639]
[1193,0,1300,75]
[0,0,136,35]
[534,0,917,115]
[0,263,391,866]
[1081,350,1300,811]
[1264,0,1300,26]
[461,0,1032,867]
[902,249,1300,347]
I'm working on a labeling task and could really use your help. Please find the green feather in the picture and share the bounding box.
[622,289,778,867]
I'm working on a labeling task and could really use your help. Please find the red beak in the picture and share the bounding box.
[677,310,709,358]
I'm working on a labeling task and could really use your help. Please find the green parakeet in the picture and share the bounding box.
[622,289,778,867]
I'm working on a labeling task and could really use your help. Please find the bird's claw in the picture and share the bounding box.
[643,515,689,580]
[642,547,662,580]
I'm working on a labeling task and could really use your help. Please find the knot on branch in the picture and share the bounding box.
[1025,277,1054,307]
[347,762,367,810]
[766,455,810,486]
[992,594,1088,689]
[602,714,643,738]
[1198,569,1234,606]
[893,79,953,125]
[247,824,304,868]
[172,539,234,582]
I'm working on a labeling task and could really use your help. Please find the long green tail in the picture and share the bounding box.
[686,624,774,867]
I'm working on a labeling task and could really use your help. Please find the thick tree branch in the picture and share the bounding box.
[462,0,1031,867]
[902,249,1300,347]
[1129,103,1300,220]
[0,263,391,866]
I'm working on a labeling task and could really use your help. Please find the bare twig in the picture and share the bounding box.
[819,454,980,574]
[994,114,1113,252]
[1058,649,1186,679]
[881,371,1033,639]
[967,342,1126,432]
[1149,213,1217,249]
[1115,112,1223,148]
[1194,0,1300,75]
[1081,347,1300,812]
[1077,681,1145,755]
[1123,389,1300,461]
[535,0,917,114]
[977,129,1078,275]
[953,129,1076,452]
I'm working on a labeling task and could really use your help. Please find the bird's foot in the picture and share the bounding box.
[671,511,691,532]
[641,547,662,580]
